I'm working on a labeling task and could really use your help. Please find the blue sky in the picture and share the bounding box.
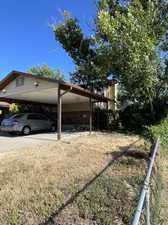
[0,0,96,81]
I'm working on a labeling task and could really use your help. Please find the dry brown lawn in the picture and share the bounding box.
[160,157,168,224]
[0,132,149,225]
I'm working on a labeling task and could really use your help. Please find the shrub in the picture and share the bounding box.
[147,117,168,147]
[120,98,168,131]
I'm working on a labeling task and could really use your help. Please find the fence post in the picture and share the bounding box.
[145,186,150,225]
[131,138,160,225]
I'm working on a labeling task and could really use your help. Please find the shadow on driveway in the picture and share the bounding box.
[0,132,18,138]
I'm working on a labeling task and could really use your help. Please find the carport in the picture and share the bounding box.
[0,71,109,140]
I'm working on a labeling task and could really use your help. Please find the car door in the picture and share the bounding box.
[27,114,42,131]
[37,114,51,130]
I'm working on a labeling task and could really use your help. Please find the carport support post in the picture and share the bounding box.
[57,85,62,140]
[89,97,92,135]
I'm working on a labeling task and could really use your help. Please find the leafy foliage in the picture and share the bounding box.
[27,64,65,81]
[51,0,168,131]
[9,104,19,114]
[120,95,168,130]
[52,12,118,91]
[52,1,168,103]
[7,104,31,116]
[147,117,168,147]
[97,0,168,103]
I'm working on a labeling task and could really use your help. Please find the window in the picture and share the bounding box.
[27,114,39,120]
[9,114,24,119]
[16,77,24,87]
[38,114,48,120]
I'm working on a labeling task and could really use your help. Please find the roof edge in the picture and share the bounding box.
[0,71,110,102]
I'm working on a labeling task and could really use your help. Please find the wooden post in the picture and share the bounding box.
[97,103,100,130]
[57,85,62,140]
[106,101,109,129]
[106,101,108,111]
[89,97,92,135]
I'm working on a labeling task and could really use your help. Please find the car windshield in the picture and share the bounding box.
[7,114,24,120]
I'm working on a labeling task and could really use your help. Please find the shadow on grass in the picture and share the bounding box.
[39,138,142,225]
[105,145,149,169]
[106,148,149,161]
[124,150,148,160]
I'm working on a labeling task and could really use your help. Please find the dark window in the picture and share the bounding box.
[16,77,24,87]
[37,114,48,120]
[27,114,39,120]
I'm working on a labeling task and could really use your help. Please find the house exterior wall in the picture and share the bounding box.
[60,84,118,129]
[62,111,89,125]
[105,84,118,111]
[62,103,89,112]
[0,75,57,97]
[61,103,90,129]
[94,84,117,111]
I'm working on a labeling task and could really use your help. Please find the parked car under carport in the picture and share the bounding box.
[0,71,112,140]
[0,113,56,135]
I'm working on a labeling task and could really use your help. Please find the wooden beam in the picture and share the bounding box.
[0,97,55,106]
[89,97,92,135]
[60,87,72,97]
[57,85,62,140]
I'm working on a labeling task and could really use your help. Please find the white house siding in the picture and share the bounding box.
[0,75,58,98]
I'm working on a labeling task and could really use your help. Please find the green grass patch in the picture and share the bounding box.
[64,175,144,225]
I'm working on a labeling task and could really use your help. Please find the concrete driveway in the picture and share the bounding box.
[0,131,90,153]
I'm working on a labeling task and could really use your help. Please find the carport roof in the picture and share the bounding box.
[0,71,109,104]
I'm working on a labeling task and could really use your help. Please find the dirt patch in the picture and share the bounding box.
[0,132,150,225]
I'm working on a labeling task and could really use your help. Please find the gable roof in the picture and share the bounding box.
[0,71,109,103]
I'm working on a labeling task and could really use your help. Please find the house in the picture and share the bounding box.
[0,71,117,139]
[0,101,10,122]
[0,101,10,110]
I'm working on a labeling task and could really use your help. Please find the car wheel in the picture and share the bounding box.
[22,126,31,135]
[50,124,56,132]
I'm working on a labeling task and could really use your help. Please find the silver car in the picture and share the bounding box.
[0,113,56,135]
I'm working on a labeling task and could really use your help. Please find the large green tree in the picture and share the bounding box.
[97,0,168,104]
[52,1,168,105]
[27,64,65,81]
[52,12,106,91]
